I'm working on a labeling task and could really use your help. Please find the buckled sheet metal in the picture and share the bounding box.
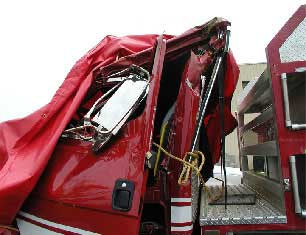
[62,65,150,152]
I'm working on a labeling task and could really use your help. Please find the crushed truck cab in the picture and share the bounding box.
[0,5,305,235]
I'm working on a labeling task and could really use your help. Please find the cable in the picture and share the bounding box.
[217,50,228,209]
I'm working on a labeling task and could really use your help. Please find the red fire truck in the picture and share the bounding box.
[0,5,305,235]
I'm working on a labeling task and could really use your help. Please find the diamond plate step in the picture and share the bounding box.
[200,184,287,225]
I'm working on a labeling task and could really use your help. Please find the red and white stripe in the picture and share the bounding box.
[170,198,193,233]
[17,211,100,235]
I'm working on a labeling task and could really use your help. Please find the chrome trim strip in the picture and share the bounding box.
[18,211,100,235]
[281,73,292,127]
[289,155,306,217]
[291,124,306,130]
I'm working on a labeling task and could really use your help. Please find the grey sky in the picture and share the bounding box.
[0,0,304,121]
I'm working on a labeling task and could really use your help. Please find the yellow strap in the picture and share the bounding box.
[178,151,205,185]
[152,142,224,202]
[154,122,168,176]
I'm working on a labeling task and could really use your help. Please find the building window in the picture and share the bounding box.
[242,81,250,89]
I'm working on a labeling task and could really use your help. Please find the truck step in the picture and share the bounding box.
[209,185,256,205]
[200,184,286,226]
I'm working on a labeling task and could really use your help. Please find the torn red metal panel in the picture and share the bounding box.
[0,34,161,225]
